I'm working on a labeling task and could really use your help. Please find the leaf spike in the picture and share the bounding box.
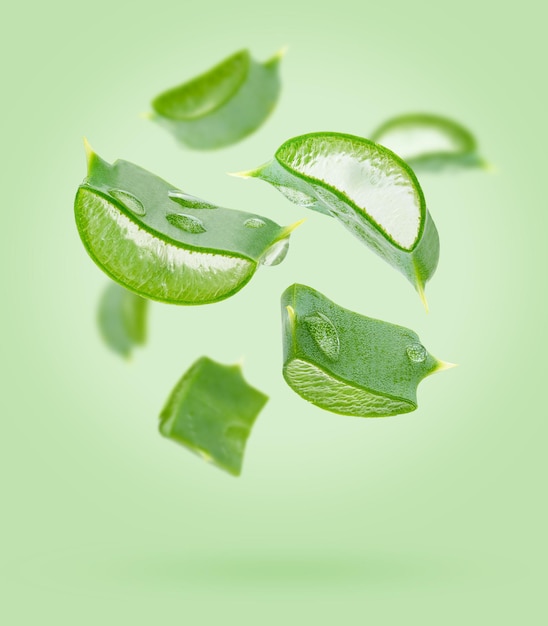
[266,45,289,66]
[435,360,458,373]
[83,137,94,170]
[417,281,429,313]
[281,218,307,238]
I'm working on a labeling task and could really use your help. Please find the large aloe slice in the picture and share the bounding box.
[159,357,268,476]
[282,284,453,417]
[235,132,439,308]
[74,144,300,305]
[371,113,486,171]
[151,48,284,150]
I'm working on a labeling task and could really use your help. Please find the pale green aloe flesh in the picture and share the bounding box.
[370,113,485,171]
[74,146,296,305]
[151,49,283,150]
[97,281,148,358]
[281,284,448,417]
[159,357,268,476]
[241,132,439,305]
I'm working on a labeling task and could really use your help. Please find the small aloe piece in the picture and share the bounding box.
[74,143,301,305]
[370,113,487,171]
[97,281,148,358]
[282,284,454,417]
[235,132,439,308]
[159,357,268,476]
[150,48,284,150]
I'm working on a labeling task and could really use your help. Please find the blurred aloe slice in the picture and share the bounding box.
[97,281,148,358]
[150,48,284,150]
[159,357,268,476]
[235,132,439,308]
[282,284,454,417]
[74,143,301,305]
[371,113,487,171]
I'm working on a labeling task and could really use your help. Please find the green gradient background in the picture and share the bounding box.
[2,1,546,623]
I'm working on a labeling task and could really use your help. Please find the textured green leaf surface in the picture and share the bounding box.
[281,284,451,417]
[74,146,297,305]
[151,48,283,149]
[238,132,439,307]
[159,357,268,476]
[371,113,486,171]
[97,281,148,358]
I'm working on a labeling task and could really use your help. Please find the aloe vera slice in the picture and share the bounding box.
[282,284,453,417]
[150,48,284,150]
[74,143,299,305]
[97,281,148,358]
[159,357,268,476]
[370,113,486,171]
[236,132,439,307]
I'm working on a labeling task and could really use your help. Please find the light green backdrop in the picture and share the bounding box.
[2,1,546,623]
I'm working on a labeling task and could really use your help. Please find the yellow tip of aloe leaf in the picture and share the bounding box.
[83,137,94,169]
[140,111,155,121]
[227,168,259,179]
[436,360,458,372]
[417,282,429,313]
[282,218,307,237]
[286,305,296,324]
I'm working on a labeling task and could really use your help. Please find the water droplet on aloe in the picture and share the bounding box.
[109,189,146,216]
[406,343,427,363]
[304,312,340,360]
[243,218,266,229]
[166,213,207,234]
[260,237,289,266]
[168,190,217,209]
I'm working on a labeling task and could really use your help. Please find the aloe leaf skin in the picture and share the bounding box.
[74,145,297,305]
[151,49,284,150]
[282,284,450,417]
[371,113,487,172]
[159,357,268,476]
[97,281,148,358]
[237,132,439,307]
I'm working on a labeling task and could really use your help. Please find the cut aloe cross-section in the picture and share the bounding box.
[97,281,148,358]
[282,284,453,417]
[370,113,486,171]
[235,132,439,308]
[74,143,300,305]
[151,48,284,150]
[159,357,268,476]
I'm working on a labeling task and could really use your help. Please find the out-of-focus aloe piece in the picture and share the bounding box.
[281,284,454,417]
[97,281,148,358]
[370,113,487,171]
[235,132,439,309]
[150,48,284,150]
[159,357,268,476]
[74,143,301,305]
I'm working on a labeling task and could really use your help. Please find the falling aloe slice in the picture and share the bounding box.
[159,357,268,476]
[282,284,453,417]
[236,132,439,307]
[97,281,148,358]
[370,113,486,171]
[74,144,299,305]
[150,48,284,150]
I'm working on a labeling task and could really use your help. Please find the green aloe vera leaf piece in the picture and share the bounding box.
[281,284,454,417]
[150,48,284,150]
[97,281,148,358]
[235,132,439,309]
[74,143,301,305]
[370,113,487,171]
[159,357,268,476]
